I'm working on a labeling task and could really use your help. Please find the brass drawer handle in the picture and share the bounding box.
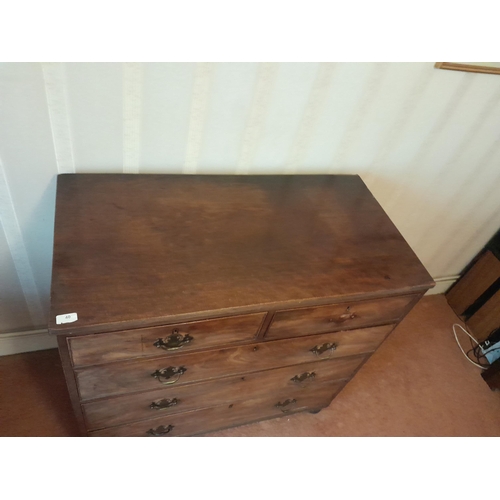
[310,342,337,356]
[291,371,316,383]
[146,425,174,436]
[329,306,357,323]
[149,398,179,410]
[153,330,194,350]
[151,366,187,385]
[275,398,297,413]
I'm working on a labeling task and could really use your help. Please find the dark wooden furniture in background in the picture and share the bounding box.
[482,358,500,391]
[446,230,500,343]
[49,174,434,437]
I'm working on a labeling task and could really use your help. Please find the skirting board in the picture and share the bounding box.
[0,329,57,357]
[0,275,459,356]
[425,275,459,296]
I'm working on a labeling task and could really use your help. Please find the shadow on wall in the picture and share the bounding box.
[24,173,58,329]
[363,172,492,278]
[0,296,34,333]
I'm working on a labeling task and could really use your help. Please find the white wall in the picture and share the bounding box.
[1,62,500,346]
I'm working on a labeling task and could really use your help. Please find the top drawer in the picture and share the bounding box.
[68,312,266,367]
[266,294,417,340]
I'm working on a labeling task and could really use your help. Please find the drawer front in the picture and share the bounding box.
[82,355,366,430]
[69,312,266,367]
[89,381,343,437]
[76,324,392,401]
[266,294,416,340]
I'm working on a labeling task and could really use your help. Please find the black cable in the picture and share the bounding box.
[473,346,489,367]
[468,344,500,368]
[467,344,487,367]
[466,346,487,367]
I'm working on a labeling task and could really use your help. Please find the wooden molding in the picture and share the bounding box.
[435,62,500,75]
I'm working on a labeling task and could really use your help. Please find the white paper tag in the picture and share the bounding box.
[56,312,78,325]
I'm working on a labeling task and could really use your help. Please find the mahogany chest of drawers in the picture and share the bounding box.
[49,174,434,437]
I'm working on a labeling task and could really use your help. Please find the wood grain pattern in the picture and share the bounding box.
[75,324,393,401]
[435,62,500,75]
[49,174,434,336]
[467,289,500,342]
[69,312,265,367]
[266,294,415,340]
[446,251,500,316]
[82,355,366,430]
[89,381,343,437]
[50,173,434,436]
[56,336,88,435]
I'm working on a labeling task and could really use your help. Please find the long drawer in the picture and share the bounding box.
[68,312,266,367]
[76,324,393,401]
[82,354,366,430]
[266,294,416,340]
[89,381,343,437]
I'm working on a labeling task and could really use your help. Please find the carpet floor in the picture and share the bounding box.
[1,295,499,437]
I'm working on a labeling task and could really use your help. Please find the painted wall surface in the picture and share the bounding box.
[1,62,500,333]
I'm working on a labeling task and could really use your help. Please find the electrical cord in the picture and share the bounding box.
[466,346,490,368]
[471,344,500,364]
[452,323,488,370]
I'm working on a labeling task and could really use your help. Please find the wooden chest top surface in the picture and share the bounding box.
[49,174,433,335]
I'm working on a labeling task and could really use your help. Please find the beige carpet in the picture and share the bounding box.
[1,295,499,437]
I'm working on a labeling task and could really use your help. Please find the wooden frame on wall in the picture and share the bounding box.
[435,62,500,75]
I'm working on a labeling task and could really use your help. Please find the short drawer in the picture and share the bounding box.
[75,324,392,401]
[68,312,266,367]
[82,355,366,430]
[266,294,416,340]
[89,381,343,437]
